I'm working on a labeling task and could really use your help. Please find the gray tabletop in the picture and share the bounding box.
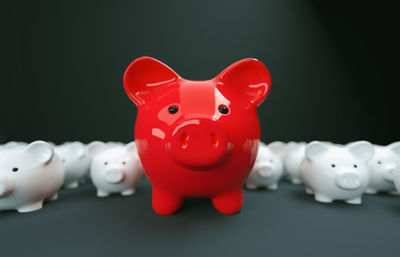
[1,178,399,257]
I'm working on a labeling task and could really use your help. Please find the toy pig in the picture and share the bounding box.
[300,141,374,204]
[365,143,400,194]
[245,141,285,190]
[124,57,271,215]
[55,142,91,189]
[88,142,142,197]
[0,141,64,212]
[283,142,306,184]
[393,166,400,193]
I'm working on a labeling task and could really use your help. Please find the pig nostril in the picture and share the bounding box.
[180,133,189,148]
[211,133,219,147]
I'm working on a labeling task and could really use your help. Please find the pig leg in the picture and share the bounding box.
[65,181,79,189]
[121,187,136,196]
[365,187,377,194]
[17,201,43,213]
[152,187,183,215]
[97,190,110,197]
[346,197,362,204]
[211,188,242,215]
[46,193,58,201]
[314,194,333,203]
[291,178,302,185]
[388,191,400,195]
[245,183,258,190]
[267,184,278,190]
[305,187,314,195]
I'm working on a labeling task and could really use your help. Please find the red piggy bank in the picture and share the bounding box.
[123,57,271,215]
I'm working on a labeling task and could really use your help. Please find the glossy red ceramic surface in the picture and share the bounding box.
[123,57,271,215]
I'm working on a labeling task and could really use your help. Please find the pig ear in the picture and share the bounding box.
[285,142,298,151]
[125,142,137,153]
[305,141,330,161]
[346,141,374,161]
[123,57,180,106]
[24,141,54,165]
[68,142,86,159]
[286,142,305,152]
[3,141,20,148]
[88,141,108,157]
[388,142,400,157]
[216,58,271,107]
[268,141,286,156]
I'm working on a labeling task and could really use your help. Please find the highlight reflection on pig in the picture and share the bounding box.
[124,57,271,215]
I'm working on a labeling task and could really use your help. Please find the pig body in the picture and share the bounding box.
[394,169,400,193]
[300,141,374,204]
[365,143,400,194]
[88,142,142,197]
[124,57,271,215]
[245,142,285,190]
[55,142,90,188]
[0,141,64,212]
[283,142,306,184]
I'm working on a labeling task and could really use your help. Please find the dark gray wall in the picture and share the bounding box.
[2,0,398,145]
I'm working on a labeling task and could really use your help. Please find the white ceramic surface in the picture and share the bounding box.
[88,142,143,197]
[365,143,400,194]
[283,142,306,184]
[245,141,285,190]
[55,142,91,189]
[300,141,374,204]
[0,141,64,212]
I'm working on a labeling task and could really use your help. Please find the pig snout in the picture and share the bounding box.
[104,169,125,184]
[0,177,14,198]
[335,171,362,190]
[257,164,274,178]
[167,118,230,170]
[383,164,397,182]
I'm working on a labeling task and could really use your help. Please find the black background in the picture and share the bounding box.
[2,0,398,145]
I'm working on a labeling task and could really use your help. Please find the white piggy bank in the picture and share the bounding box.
[283,142,306,184]
[245,141,285,190]
[0,141,64,212]
[300,141,374,204]
[88,142,142,197]
[55,142,91,189]
[393,167,400,193]
[365,143,400,194]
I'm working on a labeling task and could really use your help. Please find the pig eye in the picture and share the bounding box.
[62,159,66,162]
[377,161,382,165]
[12,167,18,172]
[218,105,229,114]
[122,161,126,165]
[168,105,178,114]
[331,164,336,168]
[269,159,274,163]
[104,162,108,165]
[353,164,358,168]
